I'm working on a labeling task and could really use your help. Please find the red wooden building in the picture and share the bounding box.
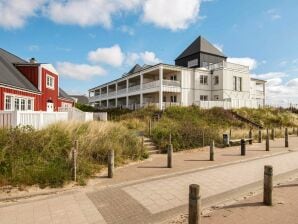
[0,48,74,112]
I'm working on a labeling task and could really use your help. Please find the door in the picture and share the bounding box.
[47,102,54,112]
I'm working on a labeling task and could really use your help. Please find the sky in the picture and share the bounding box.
[0,0,297,105]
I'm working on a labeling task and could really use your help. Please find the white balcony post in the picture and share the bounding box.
[126,96,129,108]
[140,74,143,90]
[107,100,109,108]
[126,79,129,93]
[159,66,163,110]
[140,94,143,107]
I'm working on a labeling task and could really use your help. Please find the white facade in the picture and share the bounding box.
[88,62,266,110]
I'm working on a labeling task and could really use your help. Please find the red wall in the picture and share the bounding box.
[0,86,41,110]
[40,68,59,111]
[58,98,74,108]
[16,66,39,88]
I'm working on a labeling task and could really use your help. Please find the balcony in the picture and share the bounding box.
[162,80,180,87]
[117,88,127,95]
[128,85,140,93]
[108,91,116,97]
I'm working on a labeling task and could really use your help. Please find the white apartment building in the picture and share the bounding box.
[89,36,266,110]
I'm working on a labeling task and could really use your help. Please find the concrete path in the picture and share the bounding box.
[1,136,298,224]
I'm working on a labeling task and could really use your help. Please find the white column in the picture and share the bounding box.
[159,66,163,110]
[115,84,118,108]
[140,94,143,107]
[126,96,129,108]
[140,74,143,90]
[126,79,129,93]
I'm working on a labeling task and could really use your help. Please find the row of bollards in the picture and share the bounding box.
[188,165,274,224]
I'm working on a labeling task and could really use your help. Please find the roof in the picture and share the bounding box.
[69,95,89,104]
[175,36,227,60]
[0,48,40,92]
[59,88,74,101]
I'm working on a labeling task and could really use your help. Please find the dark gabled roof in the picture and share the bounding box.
[0,48,40,92]
[128,64,143,74]
[69,95,89,104]
[59,88,74,101]
[175,36,227,60]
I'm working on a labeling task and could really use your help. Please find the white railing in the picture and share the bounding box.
[0,111,15,128]
[117,88,127,95]
[93,112,108,121]
[143,80,160,90]
[208,61,249,73]
[128,85,140,93]
[101,93,108,97]
[196,99,262,109]
[162,80,181,87]
[108,91,116,96]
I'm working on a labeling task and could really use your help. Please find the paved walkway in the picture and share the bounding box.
[0,136,298,224]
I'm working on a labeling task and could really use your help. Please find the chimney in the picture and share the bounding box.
[29,57,37,63]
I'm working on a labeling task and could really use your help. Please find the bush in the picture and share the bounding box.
[0,122,145,188]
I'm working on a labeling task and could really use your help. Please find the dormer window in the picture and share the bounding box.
[46,75,55,89]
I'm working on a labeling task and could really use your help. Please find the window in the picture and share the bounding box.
[200,75,208,85]
[15,98,20,111]
[200,95,208,101]
[214,76,219,85]
[237,77,242,91]
[170,96,177,103]
[4,94,34,111]
[163,96,166,102]
[233,76,242,91]
[5,96,12,110]
[21,99,26,111]
[27,99,32,110]
[46,75,55,89]
[170,75,177,81]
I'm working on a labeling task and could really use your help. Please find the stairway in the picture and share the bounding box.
[230,111,263,129]
[143,136,160,155]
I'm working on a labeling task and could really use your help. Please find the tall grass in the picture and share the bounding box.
[0,121,145,188]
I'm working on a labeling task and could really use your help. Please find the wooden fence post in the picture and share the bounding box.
[263,165,273,206]
[266,129,270,151]
[249,129,253,145]
[285,128,289,148]
[169,132,172,145]
[167,144,173,168]
[241,139,246,156]
[189,184,201,224]
[149,119,152,136]
[258,129,262,143]
[72,140,78,182]
[210,141,214,161]
[271,128,275,141]
[108,149,114,178]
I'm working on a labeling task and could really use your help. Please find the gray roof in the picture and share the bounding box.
[128,64,143,74]
[59,88,74,101]
[69,95,89,104]
[0,48,40,92]
[175,36,227,60]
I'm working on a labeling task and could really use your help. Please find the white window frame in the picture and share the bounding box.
[200,95,208,101]
[200,75,208,85]
[214,76,219,85]
[46,74,55,89]
[170,95,177,103]
[5,95,12,111]
[4,93,35,111]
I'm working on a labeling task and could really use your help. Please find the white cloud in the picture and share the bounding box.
[227,57,258,70]
[57,62,106,80]
[267,9,281,20]
[139,51,161,64]
[142,0,201,31]
[266,78,283,87]
[120,25,135,36]
[44,0,142,28]
[252,72,287,80]
[287,78,298,87]
[28,45,40,51]
[88,45,125,67]
[0,0,45,29]
[125,51,161,65]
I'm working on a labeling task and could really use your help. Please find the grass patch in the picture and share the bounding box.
[0,121,146,188]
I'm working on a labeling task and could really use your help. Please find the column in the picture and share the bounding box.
[159,66,163,110]
[115,83,118,108]
[140,94,143,107]
[126,96,129,108]
[140,74,143,90]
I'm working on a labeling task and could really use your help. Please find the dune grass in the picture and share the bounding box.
[0,121,145,188]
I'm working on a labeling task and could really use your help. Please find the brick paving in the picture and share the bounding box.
[0,136,298,224]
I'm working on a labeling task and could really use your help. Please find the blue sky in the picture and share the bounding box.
[0,0,297,105]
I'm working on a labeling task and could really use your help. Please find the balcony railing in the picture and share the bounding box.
[117,88,127,95]
[108,91,116,96]
[128,85,140,93]
[162,80,181,87]
[143,80,160,90]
